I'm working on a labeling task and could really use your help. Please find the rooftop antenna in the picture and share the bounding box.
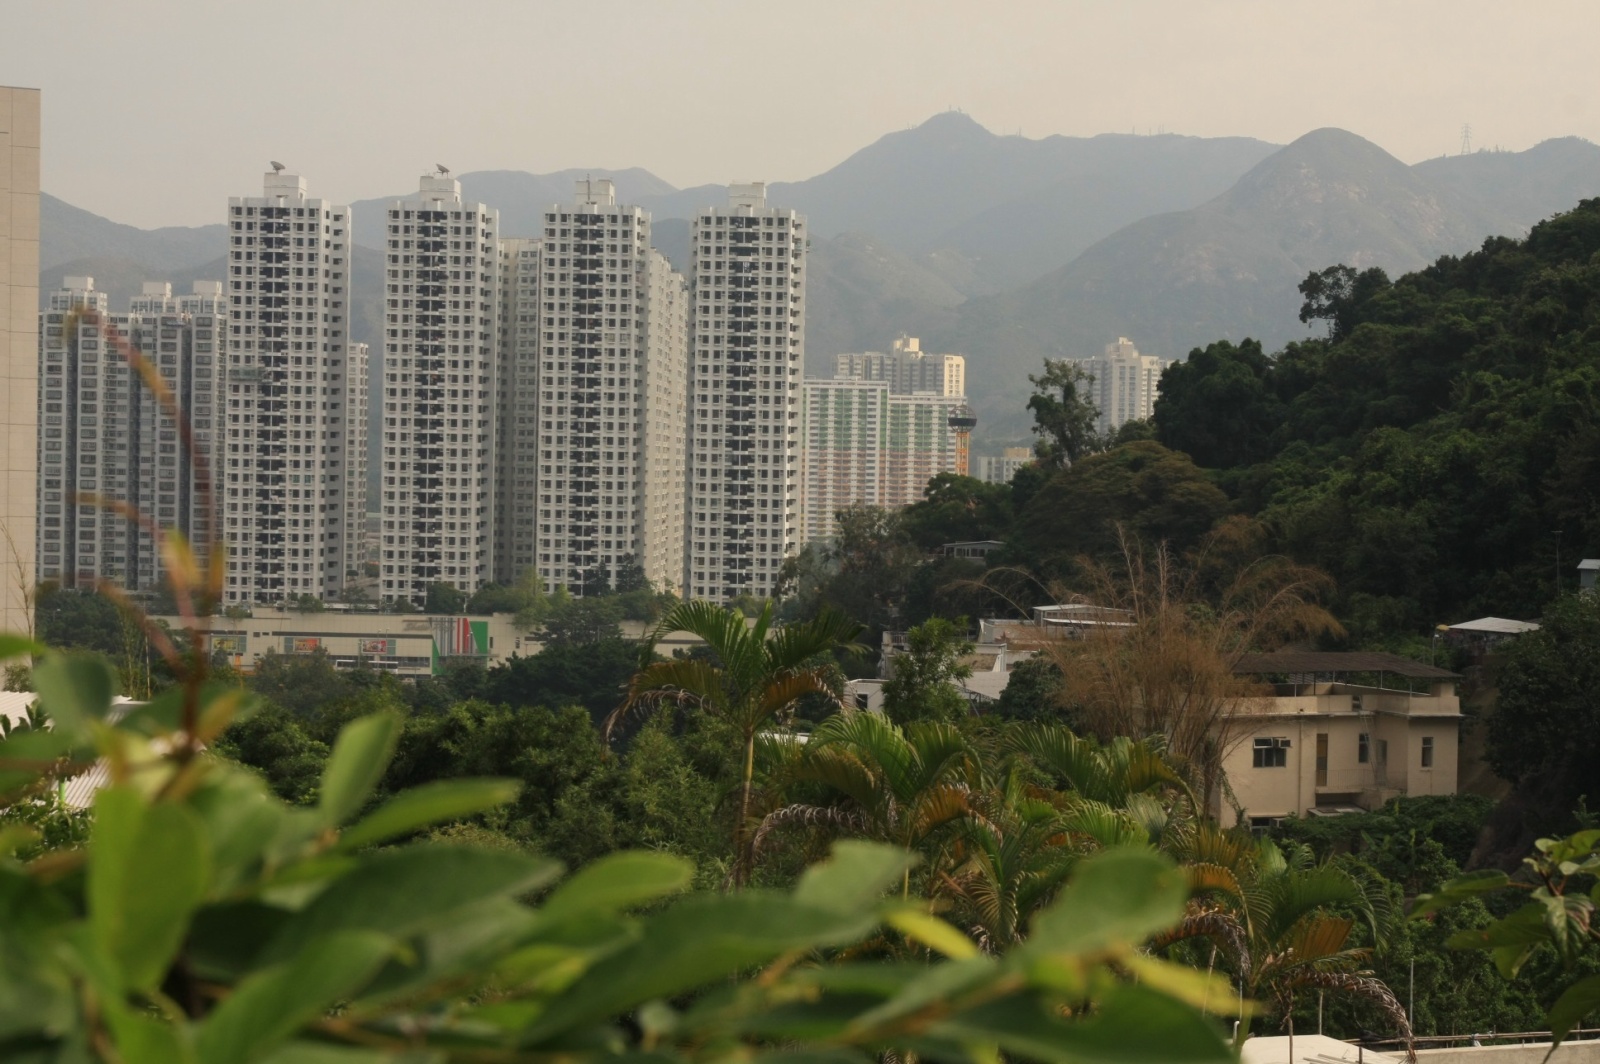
[1460,124,1472,155]
[436,163,450,175]
[269,160,285,173]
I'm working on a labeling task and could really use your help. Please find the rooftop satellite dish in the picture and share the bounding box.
[436,163,450,175]
[270,160,285,173]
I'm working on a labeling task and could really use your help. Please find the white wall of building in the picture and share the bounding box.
[687,183,806,602]
[223,172,353,605]
[379,175,499,607]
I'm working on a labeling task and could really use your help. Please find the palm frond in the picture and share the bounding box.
[750,802,874,857]
[764,606,865,670]
[1274,970,1415,1061]
[1149,907,1251,977]
[1281,913,1356,966]
[605,657,728,740]
[1253,865,1373,947]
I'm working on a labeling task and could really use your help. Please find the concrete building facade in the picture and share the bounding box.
[640,248,689,591]
[833,335,964,397]
[687,183,806,601]
[1,87,40,634]
[222,172,353,606]
[379,174,499,607]
[1074,337,1171,434]
[494,236,540,585]
[976,446,1033,484]
[800,380,886,543]
[799,382,965,543]
[38,278,226,593]
[344,341,369,580]
[881,393,965,511]
[1221,652,1463,830]
[528,180,686,595]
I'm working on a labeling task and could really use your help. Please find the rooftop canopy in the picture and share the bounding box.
[1447,616,1541,635]
[1232,650,1460,680]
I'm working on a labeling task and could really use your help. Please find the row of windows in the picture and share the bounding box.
[1252,734,1437,769]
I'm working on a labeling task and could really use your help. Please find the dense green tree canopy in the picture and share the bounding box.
[1011,441,1230,576]
[1151,198,1600,631]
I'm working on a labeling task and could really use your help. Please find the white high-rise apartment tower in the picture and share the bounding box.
[222,171,353,605]
[687,184,806,602]
[1075,337,1171,434]
[379,175,499,607]
[529,180,687,595]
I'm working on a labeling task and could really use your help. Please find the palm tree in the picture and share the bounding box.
[1154,825,1414,1055]
[607,600,862,884]
[1008,722,1198,821]
[750,710,985,892]
[932,724,1192,951]
[938,791,1078,952]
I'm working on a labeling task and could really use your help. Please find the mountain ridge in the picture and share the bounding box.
[34,115,1600,451]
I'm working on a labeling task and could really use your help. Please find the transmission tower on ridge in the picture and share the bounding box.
[1460,124,1473,155]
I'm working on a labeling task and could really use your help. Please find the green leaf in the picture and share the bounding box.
[0,633,43,660]
[257,1045,405,1064]
[1411,869,1510,917]
[539,851,693,921]
[338,777,522,850]
[883,907,979,959]
[1447,902,1550,978]
[1024,847,1188,956]
[844,955,999,1035]
[317,713,402,827]
[195,930,394,1064]
[522,892,884,1044]
[793,840,917,914]
[934,983,1234,1064]
[1547,973,1600,1047]
[88,788,211,992]
[261,845,559,964]
[103,1004,195,1064]
[31,651,117,738]
[188,768,287,896]
[257,1045,401,1064]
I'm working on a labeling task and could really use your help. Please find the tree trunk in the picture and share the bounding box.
[735,728,756,887]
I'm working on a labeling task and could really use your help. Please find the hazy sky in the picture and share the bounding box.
[6,0,1598,228]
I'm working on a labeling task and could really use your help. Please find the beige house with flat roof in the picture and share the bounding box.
[1220,652,1462,830]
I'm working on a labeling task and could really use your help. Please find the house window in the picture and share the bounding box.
[1421,736,1435,768]
[1316,733,1328,787]
[1358,732,1370,764]
[1248,815,1284,836]
[1253,737,1289,768]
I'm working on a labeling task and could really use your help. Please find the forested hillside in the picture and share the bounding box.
[1155,197,1600,635]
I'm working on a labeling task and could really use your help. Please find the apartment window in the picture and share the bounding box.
[1358,732,1370,764]
[1421,736,1435,768]
[1315,733,1328,787]
[1248,815,1284,837]
[1252,737,1289,768]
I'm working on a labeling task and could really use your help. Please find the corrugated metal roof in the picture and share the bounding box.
[1232,651,1459,679]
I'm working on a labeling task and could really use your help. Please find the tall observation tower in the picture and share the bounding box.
[948,403,978,477]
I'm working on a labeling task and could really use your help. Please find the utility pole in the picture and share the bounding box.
[1460,124,1473,155]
